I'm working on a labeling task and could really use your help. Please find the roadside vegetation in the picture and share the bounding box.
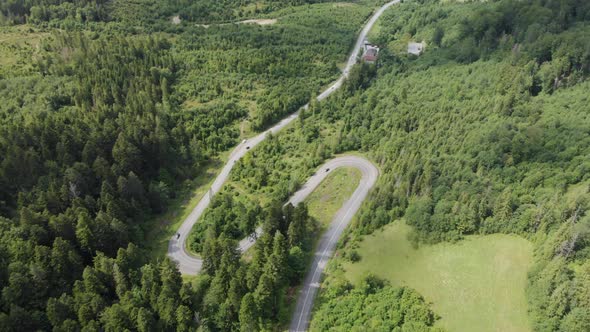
[186,119,336,255]
[152,0,590,328]
[311,278,442,331]
[0,1,380,330]
[306,0,590,331]
[0,0,589,331]
[183,111,365,330]
[194,200,320,331]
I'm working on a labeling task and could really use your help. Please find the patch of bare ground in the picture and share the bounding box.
[239,19,277,25]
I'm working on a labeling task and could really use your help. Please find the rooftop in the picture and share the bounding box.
[408,42,425,55]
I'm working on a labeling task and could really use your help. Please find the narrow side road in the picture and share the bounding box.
[289,156,378,332]
[167,0,399,276]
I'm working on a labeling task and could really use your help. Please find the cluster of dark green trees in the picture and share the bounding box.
[183,120,344,329]
[20,244,196,331]
[0,31,205,330]
[0,0,109,25]
[0,0,378,330]
[187,193,262,254]
[197,201,318,330]
[0,0,332,26]
[312,275,443,331]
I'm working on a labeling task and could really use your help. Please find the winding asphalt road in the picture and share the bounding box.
[288,156,378,332]
[168,0,399,275]
[167,1,396,328]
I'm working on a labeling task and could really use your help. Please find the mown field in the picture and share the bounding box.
[340,222,533,332]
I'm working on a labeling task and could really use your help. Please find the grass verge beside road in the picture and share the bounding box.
[143,150,231,261]
[279,166,363,328]
[306,167,361,228]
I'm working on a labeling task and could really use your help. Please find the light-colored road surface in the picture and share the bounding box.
[167,111,299,274]
[288,156,378,332]
[238,155,379,255]
[168,0,397,276]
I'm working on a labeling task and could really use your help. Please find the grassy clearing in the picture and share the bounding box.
[341,222,533,332]
[0,26,49,77]
[306,167,361,228]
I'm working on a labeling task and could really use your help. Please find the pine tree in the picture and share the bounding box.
[239,293,258,332]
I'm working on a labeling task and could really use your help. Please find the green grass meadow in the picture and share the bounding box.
[342,222,533,332]
[306,167,361,228]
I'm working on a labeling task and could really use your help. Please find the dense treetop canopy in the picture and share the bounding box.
[0,0,589,331]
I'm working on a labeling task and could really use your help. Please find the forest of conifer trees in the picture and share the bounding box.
[0,0,589,331]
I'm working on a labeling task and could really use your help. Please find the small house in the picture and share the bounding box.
[408,42,425,56]
[362,42,380,63]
